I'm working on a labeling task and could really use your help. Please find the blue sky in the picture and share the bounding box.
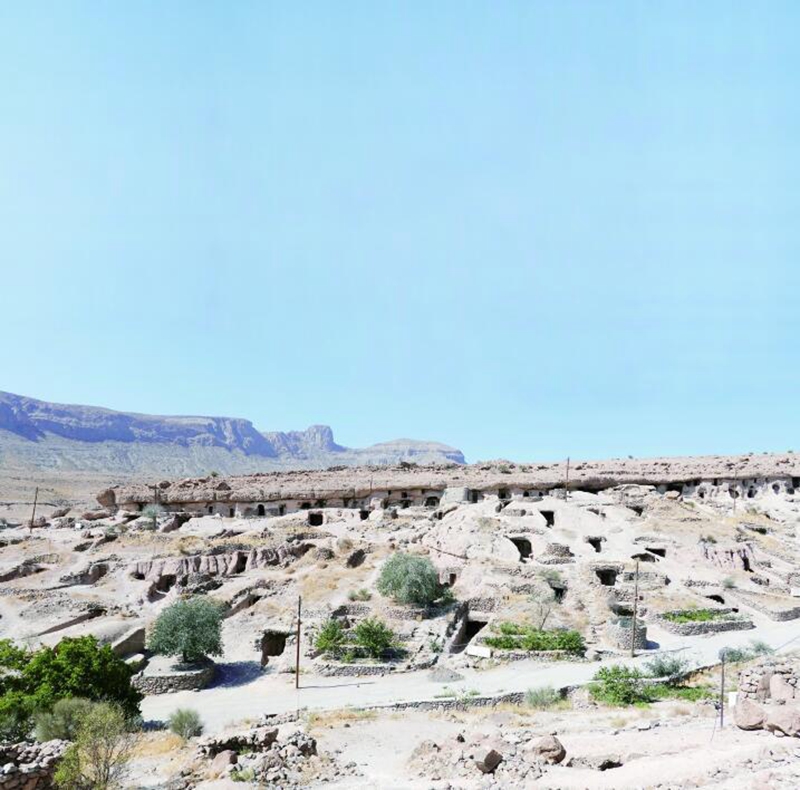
[1,2,798,462]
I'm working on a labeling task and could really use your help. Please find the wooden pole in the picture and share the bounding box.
[630,560,640,658]
[295,596,302,690]
[29,487,39,534]
[719,652,726,728]
[565,457,570,500]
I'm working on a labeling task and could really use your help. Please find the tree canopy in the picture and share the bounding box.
[148,596,224,664]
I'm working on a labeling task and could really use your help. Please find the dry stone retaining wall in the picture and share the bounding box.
[0,740,68,789]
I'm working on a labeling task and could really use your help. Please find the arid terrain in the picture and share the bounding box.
[1,450,800,787]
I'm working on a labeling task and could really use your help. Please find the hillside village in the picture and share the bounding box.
[1,453,800,787]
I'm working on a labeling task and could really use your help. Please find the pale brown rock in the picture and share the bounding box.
[528,734,566,764]
[734,699,766,730]
[765,707,800,736]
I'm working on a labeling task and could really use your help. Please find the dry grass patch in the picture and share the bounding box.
[132,732,187,758]
[305,708,377,730]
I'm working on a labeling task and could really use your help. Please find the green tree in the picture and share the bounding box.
[377,553,446,607]
[141,503,165,531]
[148,596,224,664]
[168,708,203,740]
[315,619,346,658]
[353,618,396,659]
[54,702,138,790]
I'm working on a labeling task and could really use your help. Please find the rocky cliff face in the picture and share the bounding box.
[0,391,465,477]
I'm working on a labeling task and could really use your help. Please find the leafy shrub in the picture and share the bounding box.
[644,654,689,680]
[722,577,736,589]
[589,665,651,706]
[377,554,447,607]
[315,619,347,657]
[148,597,224,664]
[35,698,96,742]
[720,639,774,663]
[0,636,142,740]
[353,618,396,659]
[484,624,584,654]
[168,708,203,740]
[525,685,562,709]
[141,504,165,530]
[53,702,137,789]
[348,588,372,602]
[663,609,724,624]
[648,684,714,702]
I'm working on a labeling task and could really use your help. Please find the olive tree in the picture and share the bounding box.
[148,597,224,664]
[377,553,447,607]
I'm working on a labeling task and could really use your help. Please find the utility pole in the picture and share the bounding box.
[630,559,640,658]
[565,457,570,500]
[719,651,726,728]
[28,487,39,535]
[295,596,302,690]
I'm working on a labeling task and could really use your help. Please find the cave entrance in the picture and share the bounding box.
[631,552,657,563]
[596,569,617,586]
[742,555,752,572]
[586,537,603,553]
[308,512,324,527]
[231,554,247,574]
[646,547,666,558]
[706,594,725,605]
[628,505,645,516]
[448,572,457,587]
[425,496,440,508]
[452,618,488,654]
[260,631,289,666]
[540,510,555,527]
[229,507,235,517]
[510,537,532,560]
[470,490,481,504]
[155,574,177,593]
[257,504,265,517]
[359,509,369,521]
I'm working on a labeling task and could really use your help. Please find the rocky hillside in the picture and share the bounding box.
[0,391,465,478]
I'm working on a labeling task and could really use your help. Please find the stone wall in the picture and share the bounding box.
[605,618,648,650]
[0,740,68,789]
[654,612,754,636]
[738,657,800,702]
[133,661,216,695]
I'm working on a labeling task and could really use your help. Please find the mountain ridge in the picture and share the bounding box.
[0,391,465,476]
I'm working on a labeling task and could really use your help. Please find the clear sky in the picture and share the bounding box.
[1,2,798,463]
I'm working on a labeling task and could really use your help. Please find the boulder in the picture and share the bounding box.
[765,707,800,737]
[734,699,767,731]
[81,508,113,522]
[51,506,71,519]
[529,734,566,764]
[475,748,502,773]
[96,488,116,508]
[209,749,237,777]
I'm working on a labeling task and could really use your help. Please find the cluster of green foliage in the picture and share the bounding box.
[0,637,142,741]
[347,588,372,602]
[54,701,137,790]
[525,685,564,710]
[376,553,451,607]
[484,623,585,654]
[719,639,774,663]
[643,654,689,680]
[314,617,398,661]
[590,664,714,707]
[663,608,726,623]
[34,698,98,742]
[168,708,204,740]
[148,596,224,664]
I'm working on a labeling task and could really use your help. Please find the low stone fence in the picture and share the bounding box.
[653,612,754,636]
[0,740,69,789]
[478,649,587,664]
[738,657,800,702]
[315,656,437,677]
[605,619,648,650]
[133,660,216,694]
[727,589,800,622]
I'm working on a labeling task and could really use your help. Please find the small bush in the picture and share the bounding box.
[353,618,396,659]
[34,698,96,742]
[315,619,347,657]
[347,588,372,602]
[168,708,203,740]
[377,553,447,607]
[644,654,689,680]
[525,685,562,710]
[722,577,736,589]
[720,639,774,663]
[589,665,651,706]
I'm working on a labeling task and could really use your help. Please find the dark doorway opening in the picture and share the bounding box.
[540,510,555,527]
[425,496,440,507]
[510,537,532,560]
[359,509,369,521]
[448,573,457,587]
[231,554,247,574]
[666,483,683,494]
[260,631,288,666]
[596,569,618,586]
[207,506,213,515]
[229,507,235,517]
[628,505,645,516]
[498,489,510,501]
[742,555,752,572]
[155,574,177,593]
[586,537,603,553]
[308,512,324,527]
[257,504,265,517]
[452,618,488,653]
[646,547,666,558]
[550,584,566,602]
[300,502,311,510]
[470,490,480,504]
[706,594,725,605]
